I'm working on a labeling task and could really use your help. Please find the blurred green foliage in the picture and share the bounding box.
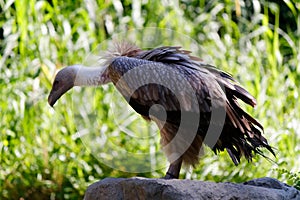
[0,0,299,199]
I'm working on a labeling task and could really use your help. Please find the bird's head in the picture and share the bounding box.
[48,65,80,107]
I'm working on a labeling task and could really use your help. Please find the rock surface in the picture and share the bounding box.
[84,177,300,200]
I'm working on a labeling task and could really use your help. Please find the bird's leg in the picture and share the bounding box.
[164,157,182,179]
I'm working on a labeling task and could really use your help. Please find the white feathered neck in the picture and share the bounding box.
[72,42,140,87]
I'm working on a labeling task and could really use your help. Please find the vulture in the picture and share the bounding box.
[48,42,274,179]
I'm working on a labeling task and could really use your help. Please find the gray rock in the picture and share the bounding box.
[84,177,300,200]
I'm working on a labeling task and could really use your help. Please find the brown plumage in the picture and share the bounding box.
[48,42,274,179]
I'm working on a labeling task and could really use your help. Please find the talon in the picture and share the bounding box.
[164,172,178,179]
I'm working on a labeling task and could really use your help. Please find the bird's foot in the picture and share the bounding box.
[164,172,179,179]
[163,157,182,179]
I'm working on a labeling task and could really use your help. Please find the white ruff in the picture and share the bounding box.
[73,65,110,86]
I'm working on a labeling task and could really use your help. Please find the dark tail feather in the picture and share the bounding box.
[205,63,274,164]
[220,82,275,164]
[226,147,240,165]
[233,85,257,107]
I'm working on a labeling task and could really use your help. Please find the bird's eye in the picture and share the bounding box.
[54,80,59,85]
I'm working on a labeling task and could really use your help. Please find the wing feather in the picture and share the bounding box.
[108,45,274,166]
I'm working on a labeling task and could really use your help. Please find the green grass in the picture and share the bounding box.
[1,0,299,199]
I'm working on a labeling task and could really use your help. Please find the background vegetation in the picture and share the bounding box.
[1,0,299,199]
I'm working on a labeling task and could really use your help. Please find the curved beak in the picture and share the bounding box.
[48,84,73,107]
[48,89,60,107]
